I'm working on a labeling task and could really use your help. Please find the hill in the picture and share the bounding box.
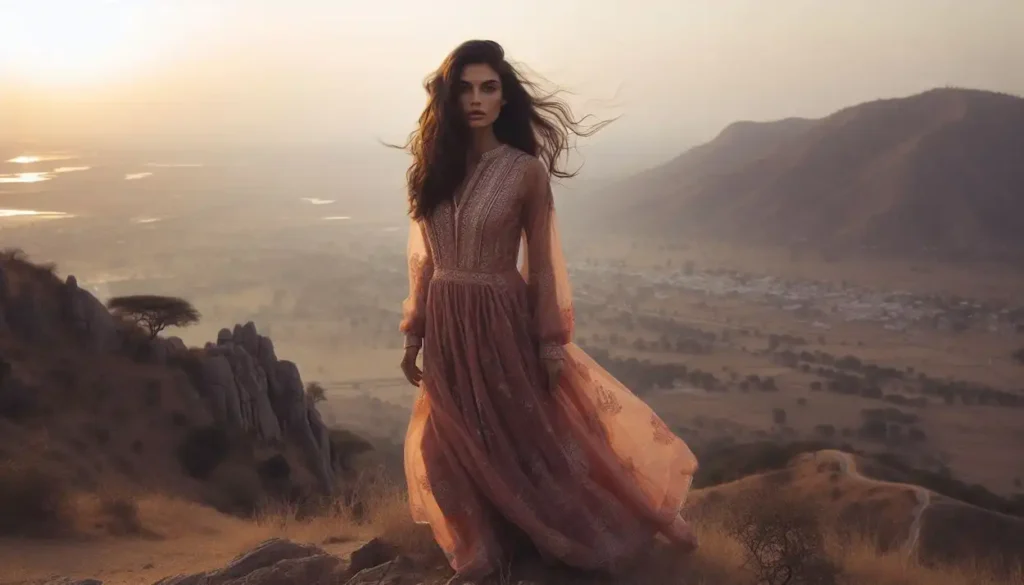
[588,88,1024,261]
[0,249,372,536]
[691,448,1024,574]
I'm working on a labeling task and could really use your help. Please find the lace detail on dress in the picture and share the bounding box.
[400,218,434,341]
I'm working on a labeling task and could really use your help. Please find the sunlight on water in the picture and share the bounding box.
[133,217,162,224]
[302,197,335,205]
[145,162,204,168]
[7,156,41,164]
[124,172,153,180]
[323,216,352,221]
[6,154,77,164]
[0,172,53,183]
[54,166,91,173]
[0,208,74,219]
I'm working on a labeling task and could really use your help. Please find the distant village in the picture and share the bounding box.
[570,262,1024,336]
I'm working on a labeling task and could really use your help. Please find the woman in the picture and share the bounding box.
[396,40,698,583]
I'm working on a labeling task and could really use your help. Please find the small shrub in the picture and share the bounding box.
[98,494,143,535]
[210,467,263,516]
[814,424,837,438]
[257,454,292,483]
[724,488,840,585]
[772,408,788,426]
[0,376,40,421]
[143,379,162,408]
[176,426,229,479]
[329,429,374,474]
[170,411,189,427]
[305,381,327,404]
[0,463,72,537]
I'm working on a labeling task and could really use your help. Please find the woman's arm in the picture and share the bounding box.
[399,218,434,349]
[521,158,575,362]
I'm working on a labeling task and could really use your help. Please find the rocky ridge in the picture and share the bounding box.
[0,257,335,494]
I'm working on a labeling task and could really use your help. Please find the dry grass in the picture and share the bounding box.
[252,464,439,560]
[2,447,1021,584]
[245,470,1021,585]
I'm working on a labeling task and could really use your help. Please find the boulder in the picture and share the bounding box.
[151,538,344,585]
[63,275,120,352]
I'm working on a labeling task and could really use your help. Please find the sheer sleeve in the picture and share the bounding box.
[520,158,575,362]
[399,218,434,348]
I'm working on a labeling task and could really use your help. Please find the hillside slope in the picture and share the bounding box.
[689,448,1024,573]
[0,250,369,536]
[590,88,1024,260]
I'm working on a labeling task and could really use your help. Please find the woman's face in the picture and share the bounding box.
[458,63,504,129]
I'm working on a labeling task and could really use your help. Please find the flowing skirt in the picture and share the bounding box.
[404,269,698,576]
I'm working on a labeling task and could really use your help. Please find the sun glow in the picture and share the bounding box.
[0,2,172,86]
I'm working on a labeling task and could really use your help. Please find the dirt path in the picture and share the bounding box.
[815,449,931,558]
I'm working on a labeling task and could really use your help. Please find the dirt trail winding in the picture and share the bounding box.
[814,450,931,558]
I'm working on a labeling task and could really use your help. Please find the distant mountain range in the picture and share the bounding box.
[580,88,1024,261]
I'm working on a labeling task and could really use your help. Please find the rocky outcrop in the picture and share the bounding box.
[157,539,441,585]
[0,258,336,495]
[156,538,441,585]
[195,321,335,494]
[63,275,121,352]
[152,539,347,585]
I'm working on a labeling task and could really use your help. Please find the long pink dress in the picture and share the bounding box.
[400,143,698,577]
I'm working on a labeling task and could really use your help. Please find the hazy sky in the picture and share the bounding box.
[2,0,1023,177]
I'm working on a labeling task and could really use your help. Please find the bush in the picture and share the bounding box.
[176,426,230,479]
[0,463,72,537]
[305,381,327,404]
[257,454,292,484]
[814,424,837,438]
[329,429,375,474]
[98,494,144,535]
[0,371,40,421]
[724,488,840,585]
[772,408,788,425]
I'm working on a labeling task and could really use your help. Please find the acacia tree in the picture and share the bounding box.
[106,295,201,340]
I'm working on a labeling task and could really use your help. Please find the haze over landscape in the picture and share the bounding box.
[2,1,1024,584]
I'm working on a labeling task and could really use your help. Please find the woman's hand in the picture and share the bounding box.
[401,346,423,386]
[543,358,563,393]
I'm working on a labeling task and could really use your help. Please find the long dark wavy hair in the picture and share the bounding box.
[393,40,613,220]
